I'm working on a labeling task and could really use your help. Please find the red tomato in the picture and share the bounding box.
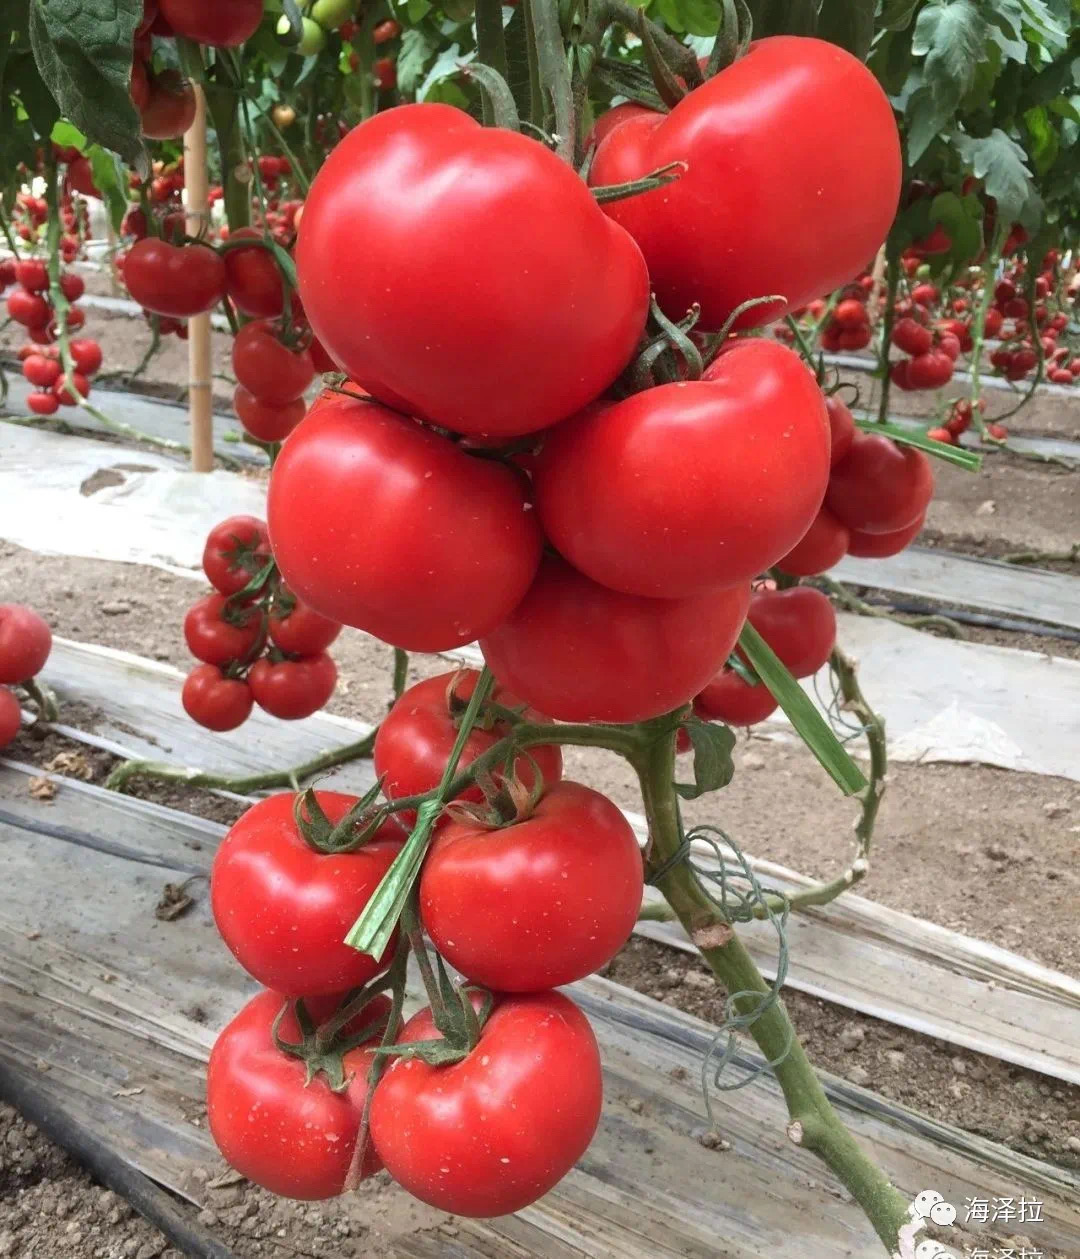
[536,340,829,598]
[15,259,48,292]
[207,990,387,1200]
[776,506,850,576]
[373,17,401,42]
[746,587,836,678]
[211,791,404,995]
[183,593,263,667]
[296,104,648,438]
[69,338,102,375]
[130,58,151,110]
[824,394,856,467]
[589,37,900,330]
[124,238,226,318]
[984,307,1003,338]
[202,515,271,595]
[370,991,602,1216]
[139,70,197,140]
[986,422,1008,441]
[374,670,562,818]
[0,687,21,747]
[223,227,284,318]
[248,653,337,720]
[926,426,955,444]
[157,0,263,45]
[268,394,542,651]
[53,372,90,405]
[695,670,778,725]
[910,283,938,307]
[906,348,954,389]
[231,320,314,406]
[268,598,341,656]
[891,317,932,357]
[373,57,396,91]
[7,290,50,327]
[826,432,933,535]
[832,297,867,329]
[233,385,305,442]
[846,513,925,558]
[26,391,60,416]
[421,781,642,991]
[0,605,52,684]
[480,553,750,724]
[936,333,962,361]
[182,664,253,730]
[586,104,661,155]
[22,354,61,388]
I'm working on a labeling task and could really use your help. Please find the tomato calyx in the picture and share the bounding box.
[590,159,686,206]
[294,782,389,855]
[271,990,393,1091]
[443,752,546,830]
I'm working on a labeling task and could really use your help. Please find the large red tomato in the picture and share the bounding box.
[374,670,562,817]
[480,554,750,723]
[826,432,934,535]
[420,781,642,990]
[267,394,543,651]
[369,991,602,1216]
[207,989,387,1200]
[535,340,829,597]
[295,103,649,438]
[0,604,52,684]
[211,791,404,996]
[746,587,836,678]
[776,506,850,576]
[157,0,264,46]
[589,38,901,330]
[124,238,226,318]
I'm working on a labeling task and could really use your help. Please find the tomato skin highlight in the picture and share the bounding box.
[211,792,404,996]
[590,37,901,330]
[0,604,52,684]
[267,394,543,652]
[374,670,562,819]
[480,553,750,724]
[296,104,649,438]
[826,432,934,536]
[370,991,603,1216]
[536,340,829,598]
[421,781,642,991]
[207,990,387,1201]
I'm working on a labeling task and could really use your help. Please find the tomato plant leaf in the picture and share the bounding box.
[87,145,129,233]
[954,127,1041,229]
[674,715,735,800]
[397,27,436,95]
[854,418,983,470]
[651,0,723,38]
[814,0,875,60]
[738,624,867,797]
[28,0,145,170]
[912,0,988,104]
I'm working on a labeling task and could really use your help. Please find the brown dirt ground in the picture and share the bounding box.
[2,312,1080,1256]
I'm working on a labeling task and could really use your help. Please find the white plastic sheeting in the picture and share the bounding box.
[0,422,265,577]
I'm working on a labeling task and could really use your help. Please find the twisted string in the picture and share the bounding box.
[813,657,872,743]
[650,826,792,1113]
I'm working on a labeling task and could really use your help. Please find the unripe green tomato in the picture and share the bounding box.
[276,14,327,54]
[310,0,354,29]
[915,262,931,280]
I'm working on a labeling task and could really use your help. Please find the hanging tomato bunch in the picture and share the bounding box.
[181,516,342,730]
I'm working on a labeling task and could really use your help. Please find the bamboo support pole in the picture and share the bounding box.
[184,84,214,472]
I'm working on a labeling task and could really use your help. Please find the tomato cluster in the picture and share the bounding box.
[181,516,341,731]
[2,260,102,415]
[0,604,53,749]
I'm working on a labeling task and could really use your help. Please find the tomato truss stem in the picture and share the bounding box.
[630,718,910,1255]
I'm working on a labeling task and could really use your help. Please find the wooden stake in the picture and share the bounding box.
[184,84,214,472]
[867,243,888,327]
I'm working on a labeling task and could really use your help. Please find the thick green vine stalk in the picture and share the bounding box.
[630,718,910,1255]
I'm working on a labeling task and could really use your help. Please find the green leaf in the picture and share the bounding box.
[651,0,722,37]
[905,84,952,162]
[815,0,875,60]
[418,41,467,100]
[50,119,87,151]
[1023,104,1059,174]
[878,0,920,30]
[854,418,983,470]
[738,624,867,797]
[406,0,432,21]
[397,27,436,95]
[912,0,988,103]
[985,0,1027,63]
[28,0,146,170]
[674,715,735,800]
[954,127,1041,229]
[87,145,128,232]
